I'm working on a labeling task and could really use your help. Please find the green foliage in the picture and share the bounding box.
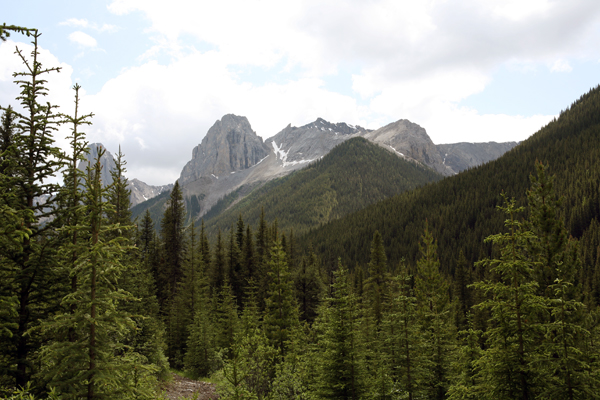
[471,196,546,399]
[312,259,365,399]
[0,29,65,388]
[37,150,148,399]
[305,86,600,278]
[204,137,441,237]
[263,240,298,354]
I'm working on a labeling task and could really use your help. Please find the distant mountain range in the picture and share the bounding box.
[129,114,517,226]
[78,143,173,207]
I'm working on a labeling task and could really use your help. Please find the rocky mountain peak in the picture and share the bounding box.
[77,143,117,186]
[266,117,370,169]
[180,114,271,185]
[301,118,369,136]
[362,119,449,174]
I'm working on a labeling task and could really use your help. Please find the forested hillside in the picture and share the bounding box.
[304,86,600,281]
[203,137,442,236]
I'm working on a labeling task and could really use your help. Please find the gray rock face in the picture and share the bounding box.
[361,119,451,175]
[128,178,173,207]
[179,114,271,186]
[437,142,519,173]
[78,143,172,207]
[78,143,117,187]
[266,118,369,168]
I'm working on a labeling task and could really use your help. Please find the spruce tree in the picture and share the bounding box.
[313,259,364,400]
[365,230,388,325]
[415,223,454,400]
[158,181,185,310]
[385,265,430,400]
[472,196,546,400]
[38,150,152,399]
[263,240,298,355]
[0,29,65,387]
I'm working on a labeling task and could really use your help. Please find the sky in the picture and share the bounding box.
[2,0,600,185]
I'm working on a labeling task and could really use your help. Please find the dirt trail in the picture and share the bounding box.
[160,373,218,399]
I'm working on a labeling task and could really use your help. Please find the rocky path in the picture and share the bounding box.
[160,373,218,399]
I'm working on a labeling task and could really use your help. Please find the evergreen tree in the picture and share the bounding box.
[184,255,216,378]
[228,224,244,307]
[263,240,298,355]
[0,30,65,387]
[212,229,226,291]
[38,150,154,399]
[215,279,239,351]
[158,181,185,310]
[365,230,388,325]
[472,196,546,400]
[385,265,430,400]
[313,259,364,400]
[294,253,325,323]
[106,146,132,229]
[168,221,203,369]
[415,223,454,400]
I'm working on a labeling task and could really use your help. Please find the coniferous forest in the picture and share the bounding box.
[2,25,600,399]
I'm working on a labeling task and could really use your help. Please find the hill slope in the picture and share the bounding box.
[203,137,442,235]
[303,86,600,276]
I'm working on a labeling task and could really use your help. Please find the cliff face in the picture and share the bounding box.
[266,118,369,168]
[362,119,451,175]
[436,141,519,173]
[77,143,117,186]
[179,114,271,186]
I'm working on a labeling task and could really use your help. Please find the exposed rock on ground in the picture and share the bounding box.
[160,373,218,399]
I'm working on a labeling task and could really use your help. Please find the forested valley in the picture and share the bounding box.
[2,25,600,399]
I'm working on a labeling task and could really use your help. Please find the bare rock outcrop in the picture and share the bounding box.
[179,114,271,186]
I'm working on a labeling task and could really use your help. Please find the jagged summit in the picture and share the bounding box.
[300,118,369,136]
[78,143,117,186]
[266,117,369,168]
[179,114,271,185]
[363,119,449,175]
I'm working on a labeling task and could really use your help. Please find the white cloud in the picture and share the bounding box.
[60,18,90,28]
[550,59,573,73]
[68,31,98,48]
[0,40,76,160]
[60,18,118,33]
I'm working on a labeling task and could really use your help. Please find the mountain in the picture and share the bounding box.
[437,141,519,173]
[265,118,370,168]
[131,114,518,225]
[202,137,442,235]
[79,143,172,207]
[179,114,271,185]
[128,178,173,207]
[301,86,600,276]
[362,119,449,174]
[78,143,117,187]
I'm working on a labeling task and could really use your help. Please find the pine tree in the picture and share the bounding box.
[106,146,132,230]
[365,231,388,325]
[184,255,216,378]
[38,150,152,399]
[168,221,203,369]
[228,224,244,307]
[294,253,325,323]
[158,181,185,310]
[447,314,484,400]
[313,259,364,400]
[385,265,430,400]
[0,29,66,387]
[472,196,546,400]
[263,240,298,355]
[415,223,454,400]
[527,162,599,398]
